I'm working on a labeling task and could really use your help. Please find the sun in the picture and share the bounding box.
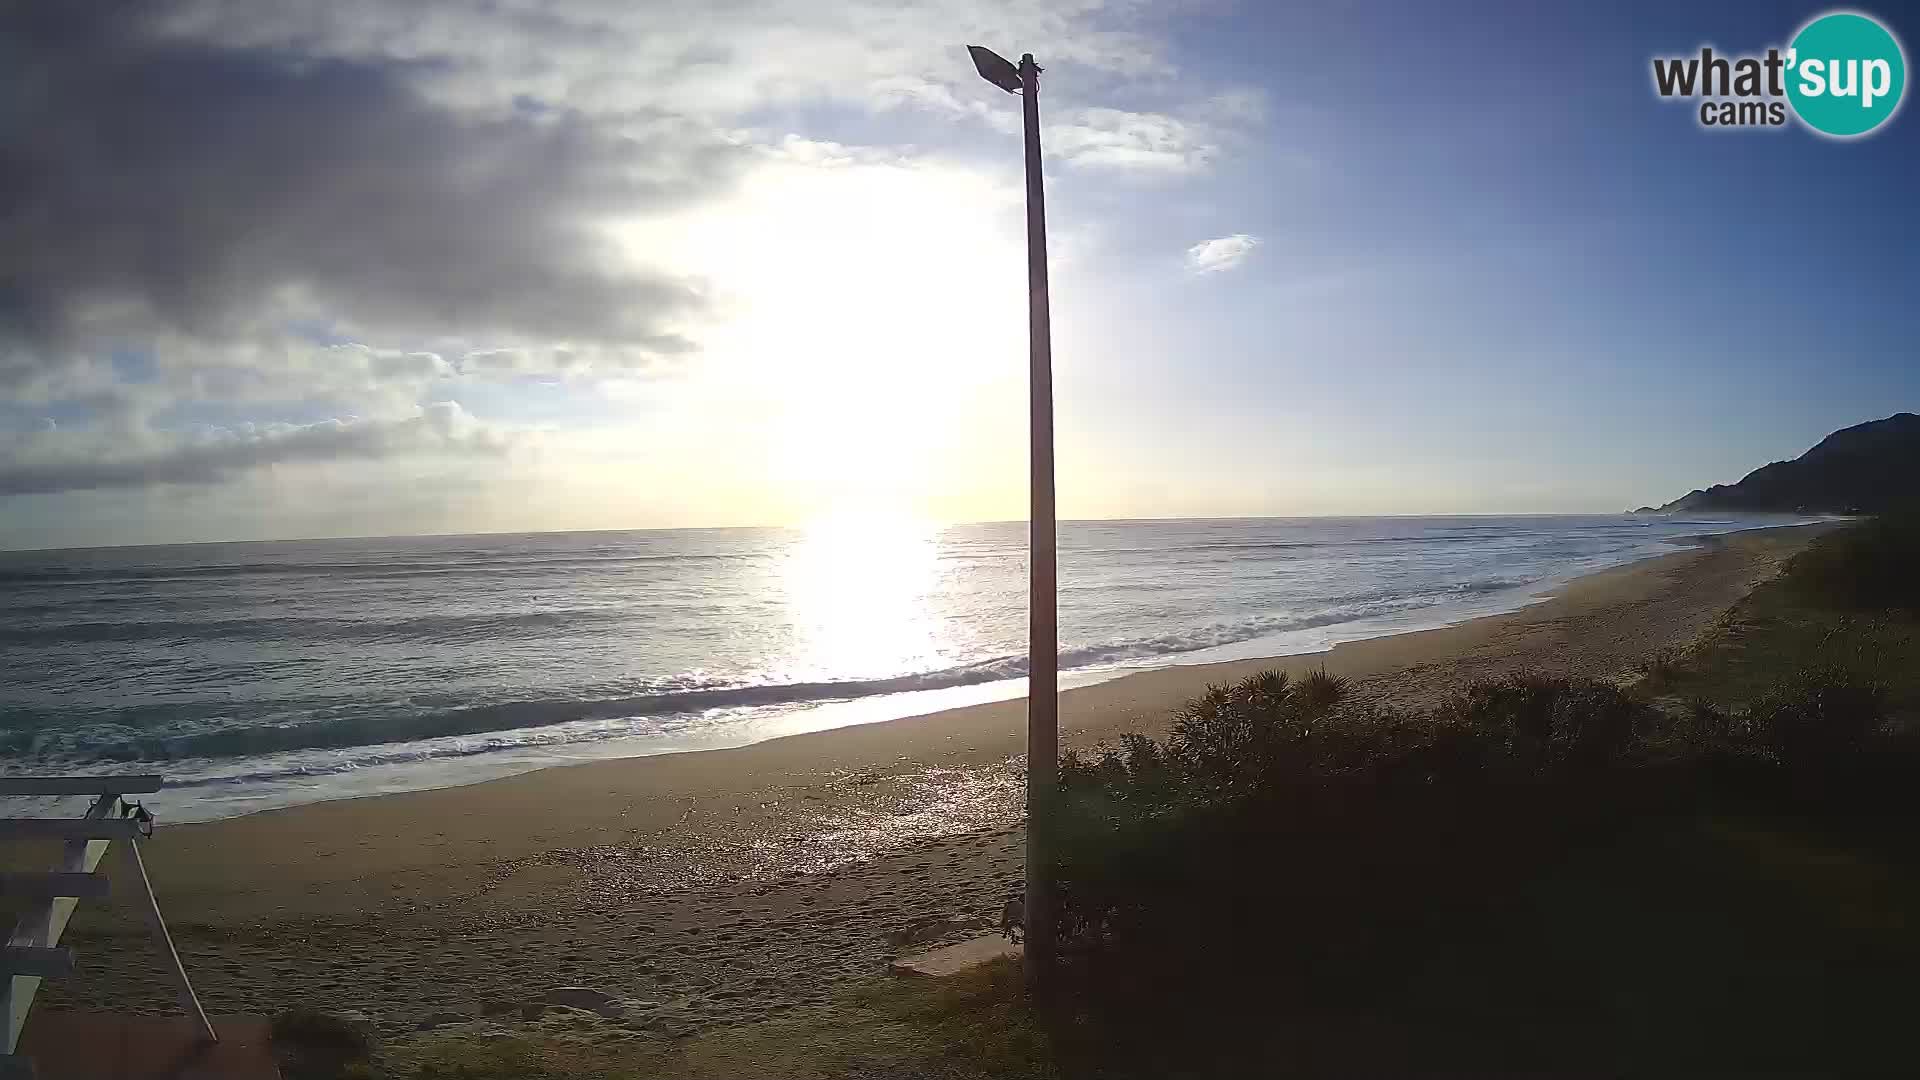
[620,146,1033,525]
[781,510,946,681]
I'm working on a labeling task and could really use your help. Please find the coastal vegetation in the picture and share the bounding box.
[1025,514,1920,1076]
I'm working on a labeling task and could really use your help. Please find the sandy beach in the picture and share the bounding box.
[24,525,1820,1038]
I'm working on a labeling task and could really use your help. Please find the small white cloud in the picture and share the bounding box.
[1185,234,1260,275]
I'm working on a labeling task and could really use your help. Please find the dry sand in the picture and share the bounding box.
[23,525,1818,1037]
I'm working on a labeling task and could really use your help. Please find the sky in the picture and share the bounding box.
[2,0,1916,548]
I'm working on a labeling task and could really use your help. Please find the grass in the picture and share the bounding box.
[1642,511,1920,719]
[1641,577,1920,719]
[366,961,1052,1080]
[272,1009,379,1080]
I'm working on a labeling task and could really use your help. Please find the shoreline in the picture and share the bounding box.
[31,523,1826,1035]
[97,526,1804,880]
[72,521,1810,825]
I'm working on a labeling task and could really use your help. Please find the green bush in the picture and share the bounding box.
[1054,670,1360,947]
[1783,512,1920,613]
[1746,664,1887,765]
[1052,670,1587,952]
[1037,634,1920,1076]
[1435,675,1652,767]
[1052,664,1902,966]
[1681,697,1759,749]
[1058,669,1354,811]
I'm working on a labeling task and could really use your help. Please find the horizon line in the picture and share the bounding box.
[0,510,1783,555]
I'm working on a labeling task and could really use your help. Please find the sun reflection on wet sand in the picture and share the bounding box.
[744,761,1026,877]
[505,759,1027,900]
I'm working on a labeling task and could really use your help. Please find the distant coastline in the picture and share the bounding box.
[1637,412,1920,515]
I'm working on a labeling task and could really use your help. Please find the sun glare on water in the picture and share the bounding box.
[781,511,947,681]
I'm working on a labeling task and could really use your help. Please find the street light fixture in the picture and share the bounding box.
[968,45,1024,94]
[968,44,1057,990]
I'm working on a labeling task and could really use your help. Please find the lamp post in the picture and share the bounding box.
[968,44,1057,990]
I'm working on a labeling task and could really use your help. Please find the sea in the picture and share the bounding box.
[0,515,1806,821]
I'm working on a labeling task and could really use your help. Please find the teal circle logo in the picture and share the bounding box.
[1786,12,1906,137]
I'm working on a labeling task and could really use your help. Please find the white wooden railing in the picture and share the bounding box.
[1,776,215,1068]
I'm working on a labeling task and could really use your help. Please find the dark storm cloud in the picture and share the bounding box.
[0,402,506,496]
[0,1,735,364]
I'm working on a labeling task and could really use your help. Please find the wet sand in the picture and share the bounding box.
[26,525,1818,1037]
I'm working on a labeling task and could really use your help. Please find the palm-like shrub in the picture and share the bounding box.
[1164,669,1349,798]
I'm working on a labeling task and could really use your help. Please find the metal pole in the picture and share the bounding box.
[121,839,216,1044]
[1018,51,1058,990]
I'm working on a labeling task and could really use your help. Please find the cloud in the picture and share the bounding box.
[150,1,1256,178]
[0,2,735,375]
[0,0,1274,534]
[1049,108,1223,173]
[154,0,1177,120]
[2,2,1254,384]
[1185,234,1261,275]
[0,402,509,496]
[868,85,1256,176]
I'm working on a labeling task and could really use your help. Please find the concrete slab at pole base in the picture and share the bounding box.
[889,936,1023,978]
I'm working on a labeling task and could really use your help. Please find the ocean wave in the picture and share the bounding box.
[0,524,1664,588]
[0,607,646,645]
[0,550,770,588]
[0,675,978,762]
[0,579,1548,765]
[1454,575,1530,594]
[1062,533,1526,559]
[3,571,1540,649]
